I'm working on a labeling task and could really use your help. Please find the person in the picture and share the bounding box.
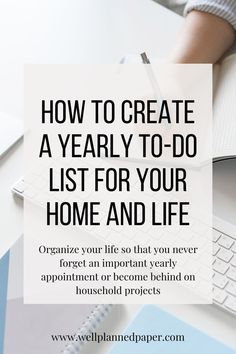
[169,0,236,63]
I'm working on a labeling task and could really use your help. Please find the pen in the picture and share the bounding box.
[140,52,163,102]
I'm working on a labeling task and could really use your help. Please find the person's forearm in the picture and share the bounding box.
[169,10,235,63]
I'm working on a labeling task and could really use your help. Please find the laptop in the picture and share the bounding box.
[0,113,23,159]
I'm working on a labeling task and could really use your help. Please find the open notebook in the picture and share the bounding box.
[213,53,236,161]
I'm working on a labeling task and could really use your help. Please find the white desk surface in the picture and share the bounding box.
[1,0,236,352]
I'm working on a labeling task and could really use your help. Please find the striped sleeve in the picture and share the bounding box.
[184,0,236,30]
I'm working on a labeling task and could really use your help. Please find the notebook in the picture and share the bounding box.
[0,252,9,354]
[123,51,236,163]
[0,112,23,159]
[212,53,236,162]
[3,237,113,354]
[4,300,113,354]
[108,305,236,354]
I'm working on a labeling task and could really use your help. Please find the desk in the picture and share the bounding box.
[1,0,236,352]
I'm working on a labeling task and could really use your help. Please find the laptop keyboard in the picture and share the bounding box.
[213,229,236,314]
[12,177,236,315]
